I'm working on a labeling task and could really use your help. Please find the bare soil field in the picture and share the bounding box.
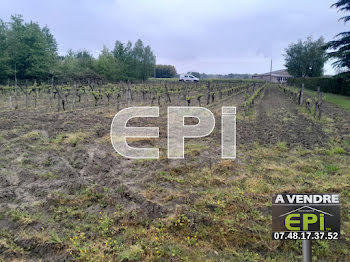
[0,84,349,261]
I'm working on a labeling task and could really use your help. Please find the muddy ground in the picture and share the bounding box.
[0,86,349,261]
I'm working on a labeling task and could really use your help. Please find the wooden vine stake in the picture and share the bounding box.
[127,81,131,107]
[313,87,322,119]
[71,81,75,110]
[116,93,121,111]
[299,83,304,105]
[206,81,211,105]
[14,76,18,109]
[23,80,29,108]
[8,79,12,110]
[164,82,171,103]
[317,87,322,120]
[244,94,247,118]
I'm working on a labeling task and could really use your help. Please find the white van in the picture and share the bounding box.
[179,74,199,82]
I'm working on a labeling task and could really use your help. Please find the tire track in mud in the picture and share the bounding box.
[0,87,333,235]
[0,86,331,216]
[0,85,343,260]
[0,90,246,226]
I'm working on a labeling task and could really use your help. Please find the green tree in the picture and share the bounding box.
[0,19,10,80]
[74,50,97,79]
[155,65,177,78]
[5,15,58,81]
[56,50,77,80]
[326,0,350,74]
[95,46,122,81]
[141,45,156,80]
[284,36,327,77]
[133,39,145,80]
[113,39,155,81]
[113,40,133,80]
[57,49,101,80]
[0,15,157,82]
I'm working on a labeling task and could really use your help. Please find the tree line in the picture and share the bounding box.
[0,15,156,83]
[190,72,251,79]
[155,65,177,78]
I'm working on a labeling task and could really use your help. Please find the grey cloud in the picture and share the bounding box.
[0,0,343,74]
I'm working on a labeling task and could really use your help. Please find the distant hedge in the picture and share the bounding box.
[287,77,350,96]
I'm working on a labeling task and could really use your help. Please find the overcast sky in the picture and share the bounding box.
[0,0,346,75]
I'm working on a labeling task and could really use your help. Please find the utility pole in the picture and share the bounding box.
[270,59,272,82]
[154,55,156,78]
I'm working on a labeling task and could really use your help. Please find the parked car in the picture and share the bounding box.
[179,74,199,82]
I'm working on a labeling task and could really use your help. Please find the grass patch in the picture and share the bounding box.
[1,140,350,261]
[54,131,89,146]
[303,89,350,112]
[36,171,58,180]
[119,244,144,261]
[276,141,288,152]
[7,209,37,225]
[327,146,346,155]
